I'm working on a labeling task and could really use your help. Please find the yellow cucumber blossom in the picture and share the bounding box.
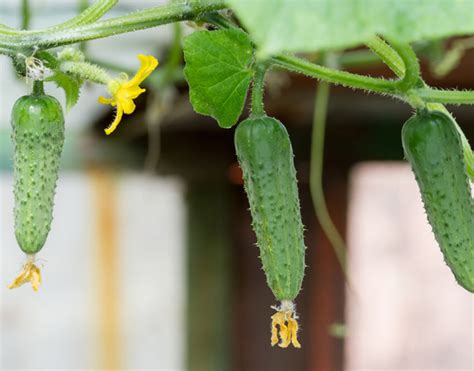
[271,300,301,348]
[98,54,158,135]
[8,255,42,292]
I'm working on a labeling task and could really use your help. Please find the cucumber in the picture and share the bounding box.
[234,115,306,347]
[402,110,474,292]
[11,93,65,255]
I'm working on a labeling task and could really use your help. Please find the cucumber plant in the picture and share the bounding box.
[2,0,474,352]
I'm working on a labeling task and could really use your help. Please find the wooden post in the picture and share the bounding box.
[305,172,348,371]
[186,182,234,371]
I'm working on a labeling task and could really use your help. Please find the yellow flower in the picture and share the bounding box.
[8,259,42,292]
[271,301,301,348]
[98,54,158,135]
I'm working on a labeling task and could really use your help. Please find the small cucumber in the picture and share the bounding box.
[235,115,306,347]
[11,93,65,255]
[402,110,474,292]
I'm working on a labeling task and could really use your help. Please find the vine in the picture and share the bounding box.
[309,79,348,272]
[3,0,474,351]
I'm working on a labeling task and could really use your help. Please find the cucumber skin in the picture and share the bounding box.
[235,116,305,301]
[402,111,474,292]
[11,94,65,254]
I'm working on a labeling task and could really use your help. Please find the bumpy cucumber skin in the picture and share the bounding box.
[235,116,306,301]
[402,111,474,292]
[11,94,65,254]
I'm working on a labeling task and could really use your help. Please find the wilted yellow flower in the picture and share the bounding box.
[8,259,42,292]
[99,54,158,135]
[271,301,301,348]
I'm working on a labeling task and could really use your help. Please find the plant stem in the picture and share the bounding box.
[274,37,421,96]
[21,0,31,30]
[52,0,117,31]
[272,54,400,95]
[60,61,110,84]
[32,80,44,95]
[338,49,383,68]
[6,0,117,36]
[0,1,227,53]
[310,80,348,276]
[200,12,238,30]
[78,0,92,53]
[250,63,267,116]
[366,36,405,78]
[415,87,474,105]
[384,37,420,91]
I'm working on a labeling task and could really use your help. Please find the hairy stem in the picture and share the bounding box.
[415,87,474,105]
[272,54,400,95]
[0,0,227,53]
[2,0,117,37]
[51,0,118,31]
[250,63,267,117]
[366,36,405,77]
[21,0,31,30]
[384,37,420,91]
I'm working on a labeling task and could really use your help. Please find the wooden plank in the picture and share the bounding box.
[304,172,348,371]
[186,182,234,371]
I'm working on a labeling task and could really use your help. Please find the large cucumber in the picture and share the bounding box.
[402,110,474,292]
[235,115,306,347]
[11,93,65,255]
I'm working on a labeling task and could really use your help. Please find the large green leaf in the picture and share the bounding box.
[227,0,474,56]
[183,28,254,128]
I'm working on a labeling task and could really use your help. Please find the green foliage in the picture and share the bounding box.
[228,0,474,56]
[183,28,254,128]
[46,71,82,112]
[402,111,474,292]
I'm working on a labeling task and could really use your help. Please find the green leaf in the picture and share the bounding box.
[183,28,254,128]
[227,0,474,56]
[46,71,81,112]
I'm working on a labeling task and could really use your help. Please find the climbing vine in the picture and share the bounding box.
[2,0,474,349]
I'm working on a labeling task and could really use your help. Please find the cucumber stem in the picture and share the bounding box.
[250,63,267,117]
[32,80,44,95]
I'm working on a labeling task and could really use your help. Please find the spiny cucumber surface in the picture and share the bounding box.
[402,110,474,292]
[11,94,65,255]
[235,115,306,301]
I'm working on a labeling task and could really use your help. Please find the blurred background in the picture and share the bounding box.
[0,1,473,370]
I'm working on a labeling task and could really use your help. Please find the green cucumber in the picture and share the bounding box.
[402,110,474,292]
[11,92,65,255]
[235,116,305,301]
[235,115,306,347]
[234,115,306,301]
